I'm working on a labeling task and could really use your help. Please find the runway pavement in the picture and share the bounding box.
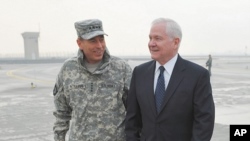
[0,56,249,141]
[0,64,57,141]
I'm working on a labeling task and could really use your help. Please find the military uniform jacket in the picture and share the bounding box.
[53,49,132,141]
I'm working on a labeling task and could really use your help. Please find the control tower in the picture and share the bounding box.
[21,32,40,60]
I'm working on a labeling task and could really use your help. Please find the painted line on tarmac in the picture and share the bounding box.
[6,68,55,85]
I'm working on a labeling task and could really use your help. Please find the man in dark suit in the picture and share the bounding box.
[125,18,215,141]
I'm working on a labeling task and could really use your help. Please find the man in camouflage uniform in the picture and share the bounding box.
[53,19,132,141]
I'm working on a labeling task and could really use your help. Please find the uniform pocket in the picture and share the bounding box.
[97,82,122,111]
[64,84,88,109]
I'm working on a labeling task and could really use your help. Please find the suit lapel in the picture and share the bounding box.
[158,55,186,114]
[143,61,158,116]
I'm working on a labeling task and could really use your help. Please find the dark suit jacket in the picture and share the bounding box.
[125,55,215,141]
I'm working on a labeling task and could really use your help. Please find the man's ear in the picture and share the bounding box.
[76,38,82,48]
[174,38,180,49]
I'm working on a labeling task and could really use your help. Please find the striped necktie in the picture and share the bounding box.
[155,66,166,113]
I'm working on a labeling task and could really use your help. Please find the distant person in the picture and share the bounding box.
[53,19,132,141]
[206,54,212,76]
[30,82,35,88]
[125,18,215,141]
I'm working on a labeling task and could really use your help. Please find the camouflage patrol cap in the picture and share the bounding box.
[74,19,108,40]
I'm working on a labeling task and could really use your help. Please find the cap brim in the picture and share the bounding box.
[81,31,108,40]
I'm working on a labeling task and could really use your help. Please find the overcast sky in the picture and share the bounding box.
[0,0,250,57]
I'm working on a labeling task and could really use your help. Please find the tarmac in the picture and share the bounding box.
[0,56,249,141]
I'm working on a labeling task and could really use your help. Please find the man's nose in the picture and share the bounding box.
[96,40,103,48]
[149,40,156,47]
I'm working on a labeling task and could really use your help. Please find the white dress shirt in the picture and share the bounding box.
[154,54,178,93]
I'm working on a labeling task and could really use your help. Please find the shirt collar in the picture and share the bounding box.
[155,54,178,75]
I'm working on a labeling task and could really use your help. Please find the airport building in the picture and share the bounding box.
[21,32,40,60]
